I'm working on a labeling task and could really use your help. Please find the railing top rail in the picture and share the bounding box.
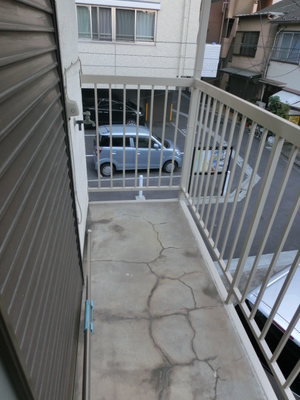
[195,79,300,148]
[81,74,193,88]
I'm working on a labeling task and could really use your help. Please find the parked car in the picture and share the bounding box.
[93,124,182,176]
[83,94,145,127]
[235,264,300,399]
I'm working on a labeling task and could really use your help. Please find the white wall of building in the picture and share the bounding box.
[77,0,201,78]
[55,1,89,256]
[266,25,300,91]
[267,61,300,90]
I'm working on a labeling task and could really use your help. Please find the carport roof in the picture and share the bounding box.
[271,90,300,109]
[259,77,286,88]
[220,67,261,79]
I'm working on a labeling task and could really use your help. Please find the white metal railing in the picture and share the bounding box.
[82,73,300,399]
[81,75,192,194]
[183,78,300,400]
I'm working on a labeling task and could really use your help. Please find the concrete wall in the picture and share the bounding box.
[227,0,255,18]
[267,61,300,91]
[55,1,89,256]
[78,0,201,79]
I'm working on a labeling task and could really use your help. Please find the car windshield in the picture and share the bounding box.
[152,133,169,148]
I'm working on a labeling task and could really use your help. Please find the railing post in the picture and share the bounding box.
[179,87,200,199]
[194,0,212,81]
[179,0,211,199]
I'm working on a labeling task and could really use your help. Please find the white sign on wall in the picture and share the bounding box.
[202,44,221,78]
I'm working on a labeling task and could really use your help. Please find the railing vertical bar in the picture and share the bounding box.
[227,135,285,304]
[136,85,141,187]
[189,91,205,203]
[271,302,300,363]
[134,86,140,187]
[108,84,113,188]
[209,107,238,238]
[122,85,126,188]
[158,86,169,187]
[180,86,201,198]
[283,359,300,390]
[94,84,101,189]
[193,96,212,209]
[250,186,300,319]
[193,95,211,208]
[199,98,218,221]
[170,87,182,186]
[241,144,298,297]
[226,127,268,274]
[263,252,300,341]
[219,123,256,259]
[204,103,228,228]
[146,86,155,187]
[214,114,246,250]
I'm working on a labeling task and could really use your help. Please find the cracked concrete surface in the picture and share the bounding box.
[86,201,268,400]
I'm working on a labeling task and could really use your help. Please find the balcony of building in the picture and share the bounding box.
[72,69,300,400]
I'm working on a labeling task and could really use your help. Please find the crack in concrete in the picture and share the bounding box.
[140,214,224,399]
[178,278,197,308]
[93,212,224,399]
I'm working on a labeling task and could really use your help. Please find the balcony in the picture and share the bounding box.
[74,72,300,400]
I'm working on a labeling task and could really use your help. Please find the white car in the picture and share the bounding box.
[236,264,300,399]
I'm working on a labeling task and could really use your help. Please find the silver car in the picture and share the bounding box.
[93,124,182,177]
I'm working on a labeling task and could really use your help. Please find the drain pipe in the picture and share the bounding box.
[82,229,93,400]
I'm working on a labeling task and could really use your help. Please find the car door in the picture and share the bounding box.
[134,137,161,170]
[111,136,135,171]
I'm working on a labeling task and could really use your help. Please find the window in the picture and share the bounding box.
[100,136,130,147]
[233,31,259,57]
[222,18,234,39]
[272,32,300,64]
[92,7,112,41]
[77,6,91,38]
[133,138,158,148]
[77,5,156,43]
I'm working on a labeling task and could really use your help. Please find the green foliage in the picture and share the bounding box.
[267,96,289,120]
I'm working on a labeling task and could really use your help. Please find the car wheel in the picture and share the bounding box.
[126,119,136,125]
[100,163,115,177]
[163,160,177,173]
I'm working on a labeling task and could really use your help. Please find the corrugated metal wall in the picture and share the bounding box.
[0,1,83,399]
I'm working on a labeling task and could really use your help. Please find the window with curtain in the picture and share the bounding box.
[99,8,112,41]
[272,32,300,64]
[77,6,91,38]
[116,9,135,41]
[136,10,155,42]
[77,6,157,43]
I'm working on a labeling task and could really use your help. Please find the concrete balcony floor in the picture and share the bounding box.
[76,200,270,400]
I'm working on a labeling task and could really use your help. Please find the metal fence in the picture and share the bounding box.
[184,79,300,400]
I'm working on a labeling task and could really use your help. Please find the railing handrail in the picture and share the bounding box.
[81,74,193,89]
[195,78,300,147]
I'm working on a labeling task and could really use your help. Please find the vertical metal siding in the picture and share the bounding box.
[0,1,83,399]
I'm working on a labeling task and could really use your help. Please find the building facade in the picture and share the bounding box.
[76,0,201,78]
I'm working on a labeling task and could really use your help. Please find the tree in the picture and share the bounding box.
[266,95,289,139]
[267,95,289,120]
